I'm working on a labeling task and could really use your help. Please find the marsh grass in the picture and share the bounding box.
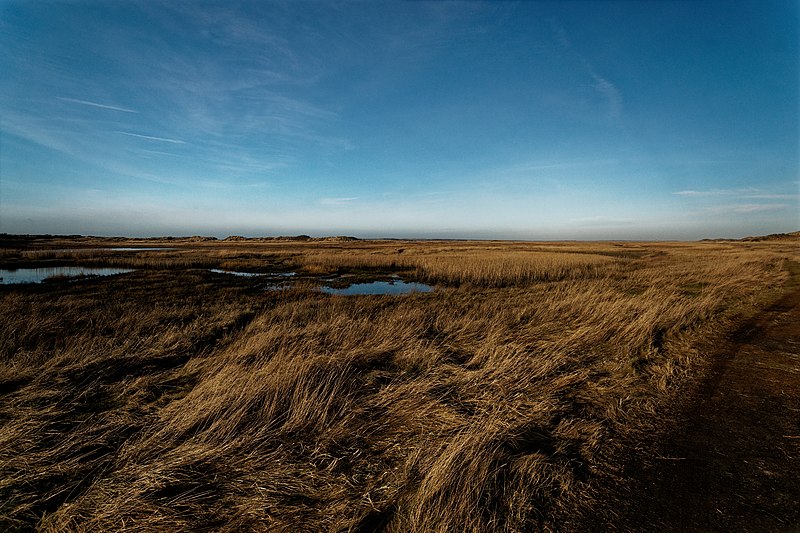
[301,248,617,287]
[0,236,797,531]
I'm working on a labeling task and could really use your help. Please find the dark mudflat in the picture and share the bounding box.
[617,279,800,531]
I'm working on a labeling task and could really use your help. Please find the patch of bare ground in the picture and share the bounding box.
[612,263,800,532]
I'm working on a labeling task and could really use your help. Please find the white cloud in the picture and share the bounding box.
[549,18,622,120]
[591,74,622,119]
[744,194,799,200]
[115,131,187,144]
[506,158,618,174]
[673,189,731,196]
[705,203,790,215]
[319,197,359,206]
[57,96,138,113]
[673,187,798,200]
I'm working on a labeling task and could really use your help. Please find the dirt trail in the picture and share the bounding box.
[618,275,800,531]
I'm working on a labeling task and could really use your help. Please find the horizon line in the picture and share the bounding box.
[2,230,798,244]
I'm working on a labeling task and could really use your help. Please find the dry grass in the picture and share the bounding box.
[301,246,617,286]
[0,236,797,531]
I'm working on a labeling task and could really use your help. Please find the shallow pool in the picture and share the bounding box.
[209,269,296,278]
[108,247,175,251]
[0,267,134,284]
[209,268,264,277]
[321,280,434,295]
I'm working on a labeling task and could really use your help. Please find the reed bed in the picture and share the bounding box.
[301,248,618,286]
[4,248,298,272]
[0,237,796,531]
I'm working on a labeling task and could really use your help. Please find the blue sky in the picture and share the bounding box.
[1,0,797,239]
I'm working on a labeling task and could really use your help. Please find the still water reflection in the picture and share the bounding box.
[321,280,433,295]
[0,267,134,284]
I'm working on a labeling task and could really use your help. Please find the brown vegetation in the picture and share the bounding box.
[0,236,797,531]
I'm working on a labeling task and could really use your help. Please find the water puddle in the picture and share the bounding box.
[108,247,175,251]
[0,267,134,284]
[24,247,175,255]
[209,269,295,278]
[209,268,264,277]
[265,284,292,292]
[321,280,434,295]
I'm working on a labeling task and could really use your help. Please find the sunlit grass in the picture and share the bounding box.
[0,235,797,530]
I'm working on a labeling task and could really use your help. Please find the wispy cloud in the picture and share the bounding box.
[549,17,571,50]
[673,187,798,200]
[116,131,187,144]
[135,149,186,158]
[2,111,80,157]
[739,193,797,200]
[549,19,623,120]
[590,74,622,119]
[674,189,733,196]
[705,203,790,215]
[506,158,618,173]
[57,97,138,113]
[320,197,358,206]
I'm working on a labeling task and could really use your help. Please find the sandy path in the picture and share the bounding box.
[617,277,800,531]
[601,264,800,532]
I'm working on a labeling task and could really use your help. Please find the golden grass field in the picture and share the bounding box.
[0,234,797,531]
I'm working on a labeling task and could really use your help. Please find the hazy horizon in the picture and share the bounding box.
[3,226,798,242]
[1,1,798,240]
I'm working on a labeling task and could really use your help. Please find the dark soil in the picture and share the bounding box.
[617,273,800,531]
